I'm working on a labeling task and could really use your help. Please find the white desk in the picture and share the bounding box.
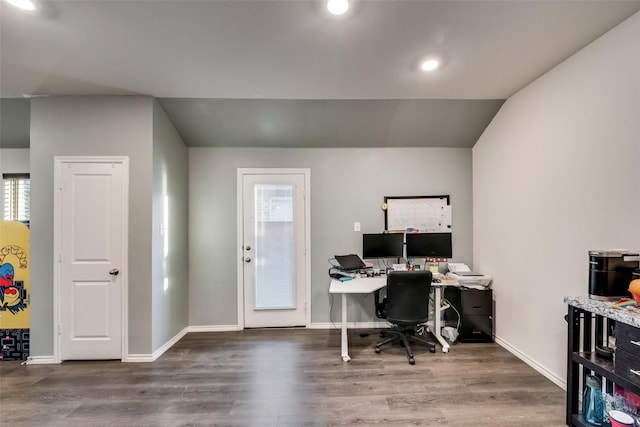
[329,276,385,362]
[329,276,450,362]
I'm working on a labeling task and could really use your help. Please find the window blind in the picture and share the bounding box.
[3,174,30,222]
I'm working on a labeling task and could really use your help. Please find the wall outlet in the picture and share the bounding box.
[354,222,360,232]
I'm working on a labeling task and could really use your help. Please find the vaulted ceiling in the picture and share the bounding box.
[2,0,639,149]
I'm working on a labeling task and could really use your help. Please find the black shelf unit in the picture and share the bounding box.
[571,413,592,427]
[566,305,640,426]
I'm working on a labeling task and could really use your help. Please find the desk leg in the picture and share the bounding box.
[433,287,450,353]
[340,293,351,362]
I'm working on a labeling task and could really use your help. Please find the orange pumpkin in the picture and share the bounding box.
[628,279,640,304]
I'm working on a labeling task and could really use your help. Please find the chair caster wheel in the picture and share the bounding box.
[430,347,436,353]
[409,358,415,365]
[375,347,381,354]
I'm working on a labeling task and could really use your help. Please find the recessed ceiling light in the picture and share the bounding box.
[6,0,36,11]
[420,59,440,72]
[327,0,349,15]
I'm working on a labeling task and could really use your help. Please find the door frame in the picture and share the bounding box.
[236,168,311,329]
[52,156,129,363]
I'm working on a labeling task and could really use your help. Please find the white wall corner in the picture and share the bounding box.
[125,326,189,362]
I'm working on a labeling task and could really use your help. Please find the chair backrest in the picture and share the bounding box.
[385,270,433,325]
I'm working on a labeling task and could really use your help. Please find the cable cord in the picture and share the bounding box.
[442,298,461,330]
[416,323,428,336]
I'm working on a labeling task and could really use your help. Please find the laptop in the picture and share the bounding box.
[334,254,366,271]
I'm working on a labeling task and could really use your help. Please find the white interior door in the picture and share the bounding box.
[55,158,128,360]
[241,170,308,328]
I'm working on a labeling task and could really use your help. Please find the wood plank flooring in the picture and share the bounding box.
[0,328,566,426]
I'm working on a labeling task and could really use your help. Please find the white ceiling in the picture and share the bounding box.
[1,0,639,148]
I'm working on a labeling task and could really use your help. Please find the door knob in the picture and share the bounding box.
[244,258,251,263]
[109,268,120,276]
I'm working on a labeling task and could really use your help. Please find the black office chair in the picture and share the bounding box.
[375,270,436,364]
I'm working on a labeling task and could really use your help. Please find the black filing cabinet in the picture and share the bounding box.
[443,288,493,342]
[615,322,640,387]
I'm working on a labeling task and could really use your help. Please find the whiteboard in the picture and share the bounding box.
[384,196,451,232]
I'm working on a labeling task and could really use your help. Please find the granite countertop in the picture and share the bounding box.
[564,296,640,328]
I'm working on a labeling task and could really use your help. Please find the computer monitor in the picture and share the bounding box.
[362,233,404,258]
[405,232,452,258]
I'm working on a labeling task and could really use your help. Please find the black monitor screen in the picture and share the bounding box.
[362,233,404,258]
[405,232,452,258]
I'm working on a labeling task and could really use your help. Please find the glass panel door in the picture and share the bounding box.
[254,184,294,309]
[242,171,307,328]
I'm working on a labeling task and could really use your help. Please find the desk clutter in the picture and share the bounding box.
[328,195,494,286]
[328,243,495,362]
[328,200,496,361]
[328,253,492,291]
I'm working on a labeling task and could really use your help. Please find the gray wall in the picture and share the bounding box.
[30,96,154,356]
[188,147,473,327]
[151,100,189,351]
[0,98,30,149]
[473,11,640,386]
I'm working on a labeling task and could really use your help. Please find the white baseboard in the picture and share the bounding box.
[187,324,242,333]
[150,327,189,361]
[494,335,566,390]
[122,328,188,363]
[190,323,388,331]
[124,327,189,362]
[125,353,155,362]
[308,321,389,329]
[26,353,156,364]
[25,355,58,365]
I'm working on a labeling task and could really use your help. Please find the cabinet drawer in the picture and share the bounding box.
[615,347,640,387]
[616,322,640,356]
[459,315,493,342]
[460,290,492,315]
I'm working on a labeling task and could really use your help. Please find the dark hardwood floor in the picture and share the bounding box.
[0,328,566,426]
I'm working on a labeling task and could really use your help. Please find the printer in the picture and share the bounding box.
[446,263,492,287]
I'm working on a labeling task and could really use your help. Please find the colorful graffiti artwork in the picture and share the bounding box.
[0,221,30,361]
